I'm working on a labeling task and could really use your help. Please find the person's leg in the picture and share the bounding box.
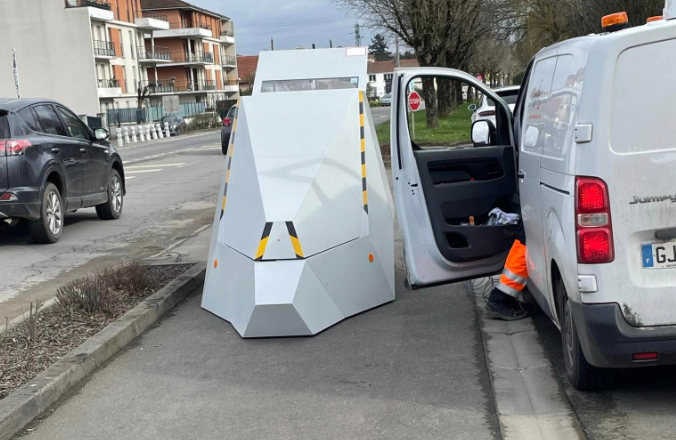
[485,239,531,320]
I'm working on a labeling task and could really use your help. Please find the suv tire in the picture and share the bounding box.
[96,169,123,220]
[30,182,63,244]
[559,279,615,390]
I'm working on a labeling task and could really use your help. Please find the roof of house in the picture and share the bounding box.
[140,0,230,20]
[367,59,419,74]
[237,55,259,83]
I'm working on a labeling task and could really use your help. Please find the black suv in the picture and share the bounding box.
[0,99,125,243]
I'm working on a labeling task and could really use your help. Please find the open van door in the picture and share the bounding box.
[391,68,520,288]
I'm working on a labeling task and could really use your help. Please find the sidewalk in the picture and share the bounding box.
[19,227,501,440]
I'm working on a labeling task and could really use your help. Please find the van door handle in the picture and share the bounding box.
[517,170,525,179]
[51,148,61,154]
[80,148,87,154]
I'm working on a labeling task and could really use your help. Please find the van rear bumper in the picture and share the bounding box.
[571,302,676,368]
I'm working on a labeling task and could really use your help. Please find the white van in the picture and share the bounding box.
[392,11,676,390]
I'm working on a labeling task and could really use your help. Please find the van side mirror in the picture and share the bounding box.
[468,104,477,111]
[471,120,494,146]
[94,128,109,140]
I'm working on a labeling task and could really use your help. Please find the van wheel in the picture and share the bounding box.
[96,170,123,220]
[30,183,63,244]
[559,280,615,390]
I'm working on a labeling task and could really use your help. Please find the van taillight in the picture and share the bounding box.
[223,118,232,127]
[479,110,496,117]
[0,139,32,156]
[576,177,614,264]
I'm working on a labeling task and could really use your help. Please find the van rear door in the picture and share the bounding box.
[579,35,676,326]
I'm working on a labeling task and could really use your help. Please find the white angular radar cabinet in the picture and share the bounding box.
[202,48,395,337]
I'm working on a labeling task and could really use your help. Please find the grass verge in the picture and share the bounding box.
[0,262,193,400]
[376,101,476,148]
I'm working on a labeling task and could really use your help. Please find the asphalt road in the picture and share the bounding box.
[535,312,676,440]
[21,228,500,440]
[0,130,224,322]
[370,105,391,126]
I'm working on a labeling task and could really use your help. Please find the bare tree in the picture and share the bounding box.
[337,0,508,124]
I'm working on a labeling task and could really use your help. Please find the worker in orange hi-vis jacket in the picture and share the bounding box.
[485,238,534,321]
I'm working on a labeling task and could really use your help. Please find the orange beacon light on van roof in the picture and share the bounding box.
[602,12,629,32]
[647,15,663,23]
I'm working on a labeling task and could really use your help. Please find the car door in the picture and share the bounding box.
[32,104,84,210]
[55,105,109,206]
[391,69,520,288]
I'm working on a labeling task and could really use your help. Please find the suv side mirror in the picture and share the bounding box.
[471,120,495,147]
[94,128,109,140]
[467,104,477,111]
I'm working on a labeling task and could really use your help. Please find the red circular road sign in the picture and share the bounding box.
[408,91,422,112]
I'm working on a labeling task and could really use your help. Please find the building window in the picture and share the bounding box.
[129,31,134,59]
[369,75,376,82]
[384,74,393,81]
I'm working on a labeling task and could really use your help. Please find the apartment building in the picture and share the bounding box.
[140,0,239,110]
[0,0,238,118]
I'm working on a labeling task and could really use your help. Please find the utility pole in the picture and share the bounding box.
[270,37,274,51]
[395,37,400,68]
[354,23,361,46]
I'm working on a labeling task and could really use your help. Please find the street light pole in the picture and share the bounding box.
[12,48,21,98]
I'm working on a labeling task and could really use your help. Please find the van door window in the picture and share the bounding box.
[522,57,557,155]
[544,55,583,162]
[33,105,68,137]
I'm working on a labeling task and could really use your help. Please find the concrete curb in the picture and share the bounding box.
[472,282,585,440]
[0,263,206,440]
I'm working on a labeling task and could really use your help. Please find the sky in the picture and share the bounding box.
[190,0,376,55]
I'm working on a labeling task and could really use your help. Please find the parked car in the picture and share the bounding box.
[0,98,125,243]
[221,105,237,155]
[161,113,185,136]
[390,12,676,391]
[469,86,520,126]
[381,93,392,106]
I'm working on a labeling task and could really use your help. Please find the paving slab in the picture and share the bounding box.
[472,285,583,440]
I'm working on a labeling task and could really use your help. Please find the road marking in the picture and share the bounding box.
[126,176,137,180]
[125,169,162,174]
[126,163,186,169]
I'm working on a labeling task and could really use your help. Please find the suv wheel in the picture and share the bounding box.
[559,279,615,390]
[96,170,123,220]
[30,182,63,244]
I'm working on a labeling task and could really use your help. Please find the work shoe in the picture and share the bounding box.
[485,288,531,321]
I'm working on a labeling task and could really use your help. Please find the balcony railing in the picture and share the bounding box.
[136,11,168,22]
[140,80,217,93]
[98,79,119,88]
[168,21,212,30]
[170,51,214,64]
[138,46,171,61]
[222,55,236,66]
[65,0,111,10]
[221,30,234,37]
[223,80,238,86]
[93,40,116,57]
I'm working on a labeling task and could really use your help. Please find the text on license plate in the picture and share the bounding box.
[642,243,676,269]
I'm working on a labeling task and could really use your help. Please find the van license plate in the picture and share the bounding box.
[642,243,676,269]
